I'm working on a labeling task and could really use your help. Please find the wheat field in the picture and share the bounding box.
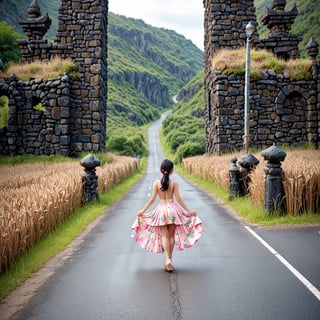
[183,150,320,216]
[0,155,138,273]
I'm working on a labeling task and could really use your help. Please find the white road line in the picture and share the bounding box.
[244,225,320,302]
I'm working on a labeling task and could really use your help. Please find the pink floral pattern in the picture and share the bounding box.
[131,201,204,253]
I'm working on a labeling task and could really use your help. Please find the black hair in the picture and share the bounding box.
[160,159,174,191]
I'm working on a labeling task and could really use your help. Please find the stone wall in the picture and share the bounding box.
[0,75,71,155]
[204,0,320,154]
[206,69,319,154]
[203,0,258,85]
[0,0,108,157]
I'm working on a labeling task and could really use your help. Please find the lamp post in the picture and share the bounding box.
[243,21,255,154]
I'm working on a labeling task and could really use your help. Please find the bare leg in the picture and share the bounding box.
[160,225,173,272]
[160,225,170,263]
[168,224,176,261]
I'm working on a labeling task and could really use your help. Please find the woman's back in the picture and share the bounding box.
[157,180,175,201]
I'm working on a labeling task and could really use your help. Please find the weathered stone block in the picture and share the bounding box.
[51,107,60,120]
[60,135,70,146]
[92,112,100,121]
[58,96,69,107]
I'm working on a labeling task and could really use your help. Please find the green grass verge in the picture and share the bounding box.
[160,129,320,227]
[0,158,146,301]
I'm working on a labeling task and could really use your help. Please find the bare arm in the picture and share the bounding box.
[173,181,196,215]
[137,180,158,216]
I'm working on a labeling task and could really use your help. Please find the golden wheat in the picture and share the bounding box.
[0,155,138,272]
[183,150,320,216]
[183,153,239,191]
[282,151,320,216]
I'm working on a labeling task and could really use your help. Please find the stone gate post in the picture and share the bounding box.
[237,153,259,196]
[229,156,240,200]
[261,145,287,213]
[80,154,101,203]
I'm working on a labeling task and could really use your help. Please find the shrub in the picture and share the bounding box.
[174,142,205,164]
[166,131,189,151]
[0,22,21,67]
[107,134,146,157]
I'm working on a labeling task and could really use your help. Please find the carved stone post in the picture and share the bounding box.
[80,154,101,203]
[229,156,240,200]
[238,153,259,196]
[261,145,287,213]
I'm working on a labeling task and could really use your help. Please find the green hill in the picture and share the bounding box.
[162,70,206,163]
[0,1,204,155]
[107,12,203,127]
[1,0,318,158]
[106,12,203,155]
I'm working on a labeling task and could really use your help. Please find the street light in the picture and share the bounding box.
[243,21,255,154]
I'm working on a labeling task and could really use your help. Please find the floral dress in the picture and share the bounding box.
[131,182,204,253]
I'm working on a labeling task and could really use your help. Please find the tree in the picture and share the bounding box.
[0,22,21,67]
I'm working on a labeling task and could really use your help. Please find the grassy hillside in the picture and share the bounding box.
[162,70,205,163]
[0,1,204,156]
[0,0,318,158]
[107,12,203,126]
[106,12,203,155]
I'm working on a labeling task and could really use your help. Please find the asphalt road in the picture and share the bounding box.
[11,113,320,319]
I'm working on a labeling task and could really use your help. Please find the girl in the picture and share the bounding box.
[131,159,204,272]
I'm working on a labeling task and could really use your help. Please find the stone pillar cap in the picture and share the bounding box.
[28,0,41,19]
[238,153,259,170]
[306,37,319,59]
[80,154,101,170]
[261,145,286,162]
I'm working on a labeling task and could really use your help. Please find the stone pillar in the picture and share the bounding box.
[229,156,240,200]
[204,0,257,155]
[17,0,52,63]
[237,153,259,196]
[259,0,302,60]
[55,0,108,156]
[80,154,101,203]
[261,145,286,213]
[306,37,320,149]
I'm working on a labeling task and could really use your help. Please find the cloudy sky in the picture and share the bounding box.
[108,0,204,50]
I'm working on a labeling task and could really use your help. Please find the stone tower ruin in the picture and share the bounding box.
[0,0,108,156]
[204,0,319,154]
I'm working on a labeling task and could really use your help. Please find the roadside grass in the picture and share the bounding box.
[160,130,320,227]
[0,158,146,301]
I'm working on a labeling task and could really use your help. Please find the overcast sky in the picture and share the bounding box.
[108,0,204,51]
